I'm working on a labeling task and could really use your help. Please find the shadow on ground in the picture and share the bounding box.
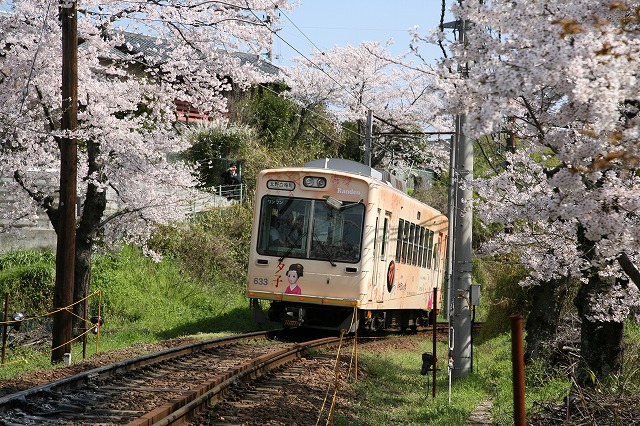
[155,306,278,340]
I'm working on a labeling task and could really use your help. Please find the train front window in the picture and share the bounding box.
[309,200,364,263]
[258,196,311,258]
[257,195,364,263]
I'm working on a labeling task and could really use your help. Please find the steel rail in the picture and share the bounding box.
[131,336,341,426]
[0,331,269,412]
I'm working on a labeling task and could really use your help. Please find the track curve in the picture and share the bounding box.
[0,331,341,425]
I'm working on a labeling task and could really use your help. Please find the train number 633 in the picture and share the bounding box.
[253,277,269,286]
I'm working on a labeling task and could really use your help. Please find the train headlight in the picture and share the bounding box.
[303,176,326,188]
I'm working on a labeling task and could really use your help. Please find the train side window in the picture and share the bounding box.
[417,227,425,267]
[395,219,404,262]
[402,221,410,263]
[421,228,428,267]
[408,223,415,265]
[426,230,435,269]
[415,224,421,264]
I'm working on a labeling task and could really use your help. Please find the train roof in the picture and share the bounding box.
[303,159,406,193]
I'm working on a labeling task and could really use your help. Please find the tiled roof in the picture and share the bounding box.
[107,31,281,77]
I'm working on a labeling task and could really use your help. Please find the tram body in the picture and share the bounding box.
[247,159,448,332]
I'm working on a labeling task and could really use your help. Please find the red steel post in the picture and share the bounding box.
[432,287,437,398]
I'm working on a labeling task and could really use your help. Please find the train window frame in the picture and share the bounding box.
[308,200,364,263]
[256,194,364,264]
[395,219,404,263]
[418,227,425,268]
[426,230,435,269]
[402,221,410,263]
[257,196,312,258]
[381,215,389,260]
[421,229,429,267]
[408,223,415,265]
[413,225,422,266]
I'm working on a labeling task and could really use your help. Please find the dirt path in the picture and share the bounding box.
[467,399,493,425]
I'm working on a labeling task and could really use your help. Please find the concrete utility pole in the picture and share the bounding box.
[445,7,473,379]
[451,112,473,378]
[52,0,78,363]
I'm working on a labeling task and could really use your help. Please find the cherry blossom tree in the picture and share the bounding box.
[0,0,292,322]
[436,0,640,381]
[284,42,452,172]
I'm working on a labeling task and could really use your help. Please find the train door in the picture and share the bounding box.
[370,212,380,302]
[376,212,392,303]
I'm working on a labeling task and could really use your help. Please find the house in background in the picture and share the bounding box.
[105,31,283,124]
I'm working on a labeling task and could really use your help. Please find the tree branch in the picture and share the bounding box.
[13,170,59,233]
[618,252,640,287]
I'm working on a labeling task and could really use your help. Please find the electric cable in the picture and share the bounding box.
[245,4,411,131]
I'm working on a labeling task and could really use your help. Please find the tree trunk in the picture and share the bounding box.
[574,276,624,385]
[575,225,624,384]
[524,276,571,362]
[73,229,95,335]
[72,139,107,334]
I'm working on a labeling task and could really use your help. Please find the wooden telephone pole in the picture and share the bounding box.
[52,0,78,363]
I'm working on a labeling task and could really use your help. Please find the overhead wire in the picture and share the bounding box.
[254,82,365,140]
[244,3,379,139]
[261,3,453,147]
[247,3,407,129]
[268,1,325,58]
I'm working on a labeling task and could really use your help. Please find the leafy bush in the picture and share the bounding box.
[90,245,252,333]
[182,122,257,188]
[475,255,529,339]
[0,250,55,314]
[149,203,253,292]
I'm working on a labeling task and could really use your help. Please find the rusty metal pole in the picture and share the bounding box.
[432,287,437,398]
[510,314,526,426]
[52,0,78,364]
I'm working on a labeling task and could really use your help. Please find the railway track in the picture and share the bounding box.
[0,331,343,425]
[0,323,476,425]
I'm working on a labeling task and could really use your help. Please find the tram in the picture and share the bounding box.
[247,159,448,332]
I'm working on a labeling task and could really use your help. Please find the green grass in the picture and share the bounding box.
[90,245,257,336]
[334,332,570,426]
[0,245,270,381]
[337,323,640,425]
[336,338,494,425]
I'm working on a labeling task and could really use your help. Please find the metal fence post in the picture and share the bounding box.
[511,314,526,426]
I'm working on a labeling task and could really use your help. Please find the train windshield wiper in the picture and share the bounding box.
[312,233,336,267]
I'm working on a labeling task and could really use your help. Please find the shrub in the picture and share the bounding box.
[149,203,253,293]
[0,250,55,315]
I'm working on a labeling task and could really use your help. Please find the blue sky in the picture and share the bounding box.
[270,0,454,67]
